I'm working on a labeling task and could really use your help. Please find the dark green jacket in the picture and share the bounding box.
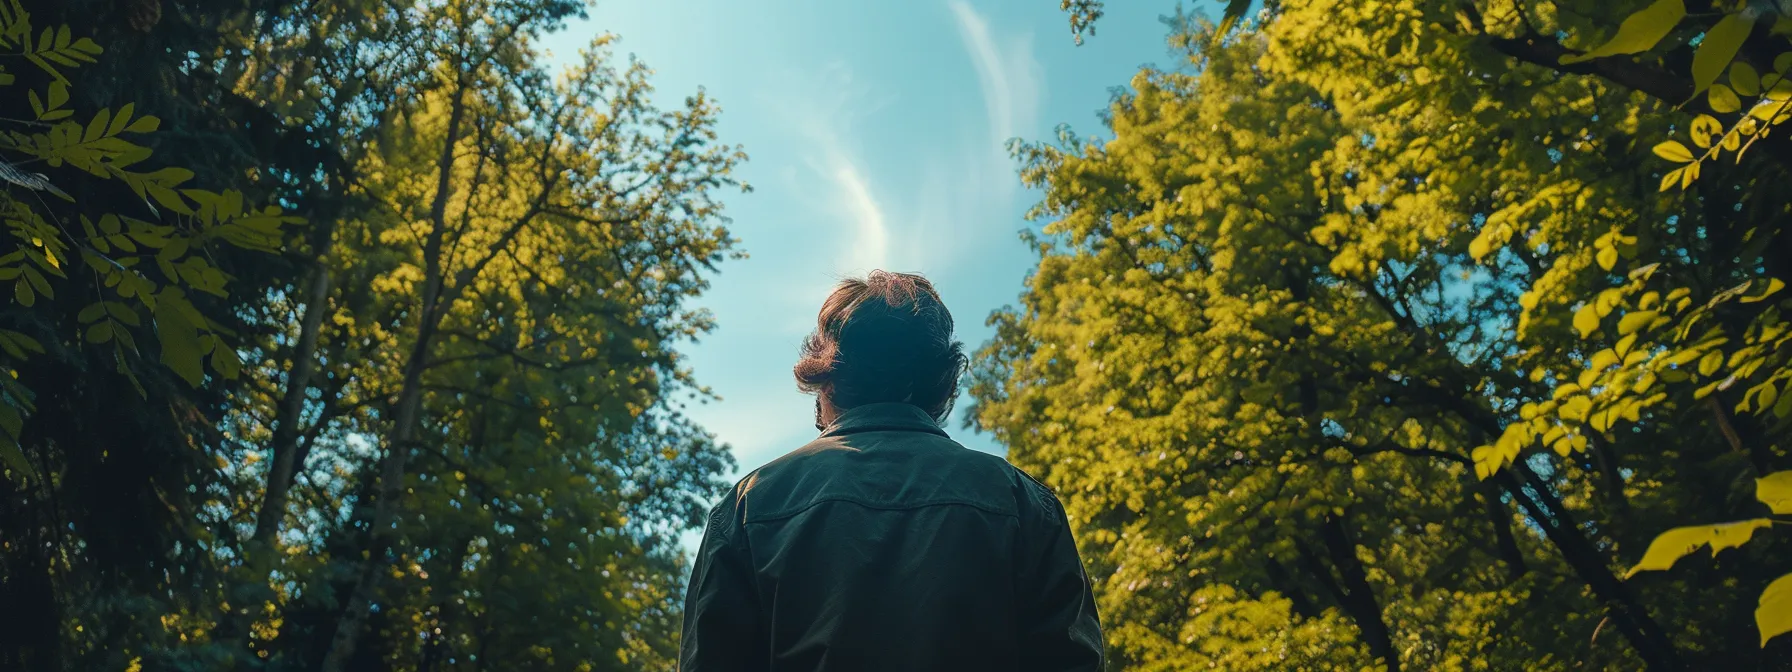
[678,402,1104,672]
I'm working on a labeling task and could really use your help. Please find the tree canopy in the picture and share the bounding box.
[969,0,1792,669]
[0,1,742,669]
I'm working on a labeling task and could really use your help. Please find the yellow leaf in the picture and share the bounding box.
[1468,234,1492,260]
[1575,304,1602,338]
[1691,114,1722,148]
[1652,140,1696,162]
[1758,573,1792,647]
[1560,395,1593,422]
[1624,519,1772,578]
[1561,0,1685,64]
[1710,84,1743,113]
[1618,310,1658,336]
[1660,167,1683,191]
[1741,278,1785,303]
[1757,472,1792,515]
[1699,351,1724,377]
[1590,349,1619,371]
[1597,246,1620,271]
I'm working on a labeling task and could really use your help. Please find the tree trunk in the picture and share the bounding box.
[1474,476,1529,581]
[251,239,335,546]
[319,67,471,672]
[318,345,431,672]
[1494,462,1684,670]
[1319,515,1400,672]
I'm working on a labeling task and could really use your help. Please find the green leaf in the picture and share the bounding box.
[46,80,66,109]
[1709,84,1743,113]
[76,303,105,323]
[85,107,109,143]
[0,436,33,480]
[1732,61,1762,96]
[0,330,42,357]
[1693,14,1756,93]
[1624,519,1772,578]
[1653,140,1695,162]
[12,280,31,307]
[1758,472,1792,515]
[153,289,204,387]
[124,115,159,134]
[84,322,112,344]
[1561,0,1685,64]
[1760,574,1792,647]
[210,342,241,379]
[107,102,133,136]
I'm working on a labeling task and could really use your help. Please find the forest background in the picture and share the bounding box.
[1,0,1790,670]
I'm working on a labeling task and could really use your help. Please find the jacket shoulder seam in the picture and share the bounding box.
[744,496,1018,524]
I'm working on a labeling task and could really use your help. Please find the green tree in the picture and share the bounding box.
[1,1,747,669]
[981,0,1792,668]
[200,2,744,668]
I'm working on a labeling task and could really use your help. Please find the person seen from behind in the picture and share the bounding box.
[678,270,1105,671]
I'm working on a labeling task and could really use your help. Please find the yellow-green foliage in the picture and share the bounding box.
[0,6,297,476]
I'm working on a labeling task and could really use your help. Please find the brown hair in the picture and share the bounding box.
[794,271,966,423]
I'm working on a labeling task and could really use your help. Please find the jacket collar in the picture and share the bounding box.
[819,402,950,439]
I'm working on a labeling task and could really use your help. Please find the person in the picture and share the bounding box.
[678,270,1105,671]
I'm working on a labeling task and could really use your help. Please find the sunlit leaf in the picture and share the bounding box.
[1652,140,1695,162]
[1575,304,1602,338]
[1760,574,1792,647]
[1624,519,1772,578]
[1561,0,1685,64]
[1710,84,1743,113]
[1758,472,1792,514]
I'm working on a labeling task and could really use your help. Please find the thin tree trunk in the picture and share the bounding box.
[1588,434,1631,513]
[252,238,335,546]
[1318,515,1400,672]
[318,347,432,672]
[319,67,471,672]
[1474,477,1529,580]
[1494,462,1684,671]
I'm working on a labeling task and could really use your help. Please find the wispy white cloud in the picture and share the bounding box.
[760,62,894,276]
[807,141,890,275]
[948,0,1043,152]
[904,1,1045,270]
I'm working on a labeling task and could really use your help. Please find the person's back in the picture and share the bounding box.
[679,271,1103,671]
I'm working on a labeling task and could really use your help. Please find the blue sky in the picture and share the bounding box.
[539,1,1188,480]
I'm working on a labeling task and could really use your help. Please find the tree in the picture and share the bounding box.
[0,4,305,668]
[980,0,1792,668]
[206,2,745,668]
[1,1,747,669]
